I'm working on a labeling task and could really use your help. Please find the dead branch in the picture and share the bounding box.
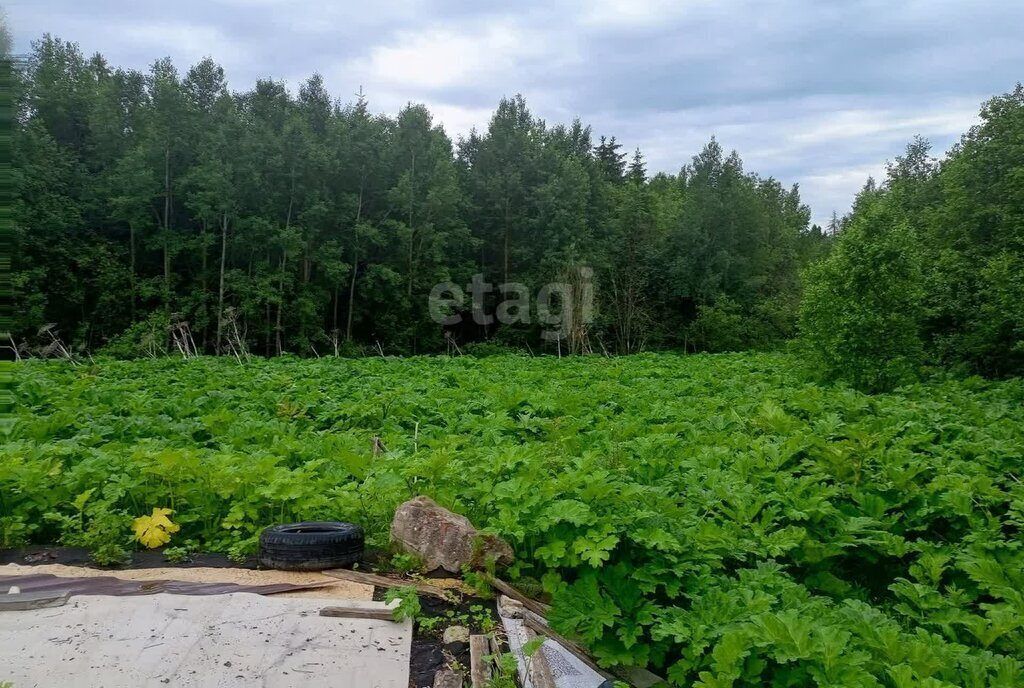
[36,324,76,365]
[1,334,22,362]
[319,568,458,600]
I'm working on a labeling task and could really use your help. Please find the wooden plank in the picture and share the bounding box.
[318,605,397,621]
[523,613,616,681]
[469,634,492,688]
[484,574,551,617]
[320,568,452,600]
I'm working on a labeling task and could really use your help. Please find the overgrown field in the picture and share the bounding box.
[4,353,1024,686]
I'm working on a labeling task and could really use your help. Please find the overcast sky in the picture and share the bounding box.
[8,0,1023,226]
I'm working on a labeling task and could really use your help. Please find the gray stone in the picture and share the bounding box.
[496,594,525,619]
[442,625,470,644]
[432,669,464,688]
[390,496,514,573]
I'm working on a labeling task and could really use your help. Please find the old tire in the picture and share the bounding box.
[258,521,364,571]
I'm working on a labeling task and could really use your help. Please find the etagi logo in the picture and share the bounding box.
[429,269,594,341]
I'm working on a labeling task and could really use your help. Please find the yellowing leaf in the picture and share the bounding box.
[132,507,180,549]
[72,488,95,512]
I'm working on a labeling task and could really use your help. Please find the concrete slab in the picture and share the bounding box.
[500,608,605,688]
[1,592,411,687]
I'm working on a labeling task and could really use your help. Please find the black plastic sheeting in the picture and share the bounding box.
[1,573,329,598]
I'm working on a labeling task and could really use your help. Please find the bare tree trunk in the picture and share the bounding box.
[276,166,296,355]
[407,149,415,298]
[300,241,311,344]
[332,283,340,333]
[215,213,228,353]
[503,196,510,287]
[262,249,270,356]
[345,182,364,341]
[345,257,358,341]
[275,253,286,355]
[303,239,312,284]
[162,144,171,309]
[479,241,488,337]
[200,219,208,351]
[265,302,271,357]
[608,191,650,355]
[129,222,136,321]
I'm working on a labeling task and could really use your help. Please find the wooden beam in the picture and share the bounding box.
[469,635,492,688]
[320,568,453,600]
[484,574,551,617]
[318,605,397,621]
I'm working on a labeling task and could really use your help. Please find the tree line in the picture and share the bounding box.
[10,36,828,358]
[800,85,1024,389]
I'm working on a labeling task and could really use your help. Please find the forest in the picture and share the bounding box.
[5,28,1024,688]
[7,35,1024,390]
[10,36,827,360]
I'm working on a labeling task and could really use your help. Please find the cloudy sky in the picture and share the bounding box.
[8,0,1023,225]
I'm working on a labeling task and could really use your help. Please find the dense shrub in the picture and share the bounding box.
[799,201,924,391]
[7,354,1024,685]
[801,85,1024,384]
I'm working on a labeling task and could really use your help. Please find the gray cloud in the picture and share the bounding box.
[9,0,1023,225]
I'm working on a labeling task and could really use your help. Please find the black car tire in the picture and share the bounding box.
[257,521,365,571]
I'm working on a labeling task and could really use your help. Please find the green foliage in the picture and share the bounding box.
[920,86,1024,376]
[802,85,1024,381]
[40,488,132,565]
[384,585,421,622]
[162,545,192,564]
[485,646,520,688]
[6,353,1024,685]
[13,38,826,358]
[462,342,518,358]
[687,296,747,353]
[98,312,171,359]
[800,199,925,391]
[388,551,424,575]
[461,568,496,599]
[417,604,496,635]
[522,637,545,658]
